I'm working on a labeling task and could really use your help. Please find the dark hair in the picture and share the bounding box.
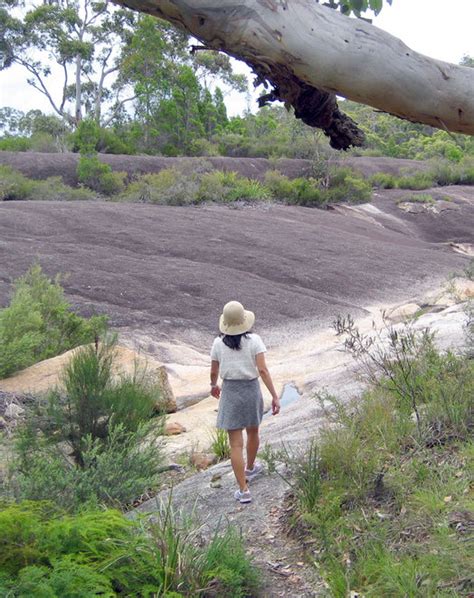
[221,331,251,350]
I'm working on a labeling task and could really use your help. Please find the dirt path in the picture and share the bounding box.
[134,459,325,597]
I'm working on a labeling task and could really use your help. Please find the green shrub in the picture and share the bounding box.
[458,157,474,184]
[75,119,126,195]
[0,165,35,200]
[427,159,458,186]
[0,166,94,201]
[0,136,31,151]
[369,172,398,189]
[226,177,271,202]
[189,137,220,157]
[264,169,295,199]
[282,323,474,595]
[44,339,162,461]
[0,264,107,378]
[210,427,230,461]
[197,170,229,202]
[121,169,201,205]
[326,174,372,203]
[197,170,271,203]
[33,177,96,201]
[77,154,126,195]
[203,528,261,597]
[7,338,164,509]
[0,500,259,597]
[10,423,162,509]
[29,132,58,153]
[397,171,435,189]
[323,167,372,203]
[400,193,435,204]
[287,177,325,206]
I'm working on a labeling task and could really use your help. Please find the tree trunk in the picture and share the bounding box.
[111,0,474,149]
[75,53,83,125]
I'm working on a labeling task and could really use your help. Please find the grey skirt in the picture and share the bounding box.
[216,378,264,430]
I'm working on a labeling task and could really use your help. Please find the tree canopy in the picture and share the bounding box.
[108,0,474,149]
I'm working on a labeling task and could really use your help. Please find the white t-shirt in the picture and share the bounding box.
[210,333,267,380]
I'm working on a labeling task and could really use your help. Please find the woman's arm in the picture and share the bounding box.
[255,352,280,415]
[210,359,220,398]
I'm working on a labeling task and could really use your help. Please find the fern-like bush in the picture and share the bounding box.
[0,501,260,596]
[0,264,107,378]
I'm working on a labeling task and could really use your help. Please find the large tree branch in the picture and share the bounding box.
[111,0,474,149]
[18,59,66,121]
[103,94,137,126]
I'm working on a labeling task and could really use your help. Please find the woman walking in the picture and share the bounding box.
[210,300,280,504]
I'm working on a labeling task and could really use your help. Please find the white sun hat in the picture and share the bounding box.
[219,301,255,335]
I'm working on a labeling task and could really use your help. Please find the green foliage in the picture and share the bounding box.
[0,136,31,151]
[0,165,95,201]
[75,119,127,195]
[400,193,435,204]
[7,338,165,509]
[397,170,436,190]
[325,168,372,203]
[0,500,259,596]
[42,339,160,455]
[203,528,261,597]
[210,428,231,461]
[0,264,106,379]
[0,164,35,200]
[369,172,398,189]
[120,165,371,207]
[275,319,474,595]
[344,99,474,161]
[77,154,126,196]
[121,168,201,205]
[11,423,162,509]
[314,0,392,18]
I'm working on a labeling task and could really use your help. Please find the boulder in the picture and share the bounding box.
[0,416,6,429]
[387,303,420,323]
[450,278,474,301]
[164,421,187,435]
[4,403,25,419]
[191,452,217,471]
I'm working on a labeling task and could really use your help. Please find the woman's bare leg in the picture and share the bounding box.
[228,429,248,492]
[245,426,260,471]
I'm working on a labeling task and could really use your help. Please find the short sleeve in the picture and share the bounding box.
[210,337,221,361]
[251,334,267,356]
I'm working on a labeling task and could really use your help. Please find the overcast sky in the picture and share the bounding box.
[1,0,473,118]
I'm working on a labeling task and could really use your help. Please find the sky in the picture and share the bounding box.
[1,0,473,119]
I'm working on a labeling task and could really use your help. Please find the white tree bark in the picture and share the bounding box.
[112,0,474,147]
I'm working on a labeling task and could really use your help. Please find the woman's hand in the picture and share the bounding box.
[211,385,221,399]
[271,395,280,415]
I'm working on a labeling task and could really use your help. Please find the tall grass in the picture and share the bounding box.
[263,319,474,596]
[210,427,231,461]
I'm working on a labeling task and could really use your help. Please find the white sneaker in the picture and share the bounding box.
[234,489,252,504]
[245,462,264,482]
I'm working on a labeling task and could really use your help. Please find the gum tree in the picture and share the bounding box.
[0,0,137,126]
[108,0,474,150]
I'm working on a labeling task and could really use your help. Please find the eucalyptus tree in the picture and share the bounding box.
[108,0,474,150]
[0,0,138,126]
